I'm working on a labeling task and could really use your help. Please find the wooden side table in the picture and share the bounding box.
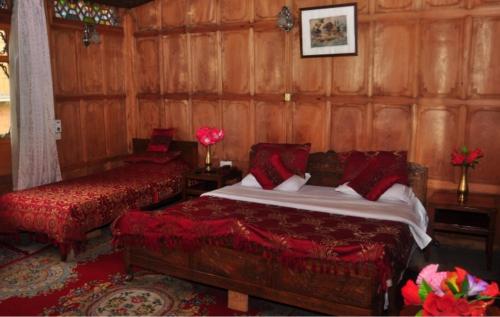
[427,190,498,270]
[183,166,242,200]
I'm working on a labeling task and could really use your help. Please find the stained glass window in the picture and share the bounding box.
[53,0,120,26]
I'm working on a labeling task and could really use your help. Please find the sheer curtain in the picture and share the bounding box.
[9,0,61,190]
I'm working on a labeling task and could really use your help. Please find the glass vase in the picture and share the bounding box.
[457,165,469,204]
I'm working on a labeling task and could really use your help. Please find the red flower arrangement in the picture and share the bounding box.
[195,127,224,146]
[402,264,499,316]
[451,146,483,168]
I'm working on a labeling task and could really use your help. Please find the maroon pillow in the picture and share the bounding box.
[251,153,294,189]
[125,151,181,164]
[338,151,408,185]
[250,143,311,177]
[348,153,408,201]
[147,128,175,153]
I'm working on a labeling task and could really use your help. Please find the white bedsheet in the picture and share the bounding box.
[202,184,431,249]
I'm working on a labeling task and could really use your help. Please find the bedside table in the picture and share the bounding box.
[427,190,498,269]
[183,167,242,200]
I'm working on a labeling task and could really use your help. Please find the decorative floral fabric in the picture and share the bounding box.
[113,196,414,286]
[0,160,188,245]
[250,154,294,189]
[124,151,181,164]
[338,151,408,186]
[250,143,311,177]
[146,128,175,153]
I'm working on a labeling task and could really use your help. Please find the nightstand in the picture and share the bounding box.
[427,190,498,269]
[183,167,242,200]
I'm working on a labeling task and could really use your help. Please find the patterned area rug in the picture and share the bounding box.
[0,230,314,316]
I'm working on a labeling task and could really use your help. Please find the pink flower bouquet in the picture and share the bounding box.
[196,127,224,146]
[402,264,499,316]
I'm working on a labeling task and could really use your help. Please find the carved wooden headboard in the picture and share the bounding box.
[306,151,428,204]
[132,138,198,169]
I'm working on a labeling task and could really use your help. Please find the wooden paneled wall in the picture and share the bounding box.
[48,4,129,178]
[129,0,500,199]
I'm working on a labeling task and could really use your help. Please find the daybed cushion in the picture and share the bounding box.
[0,160,188,244]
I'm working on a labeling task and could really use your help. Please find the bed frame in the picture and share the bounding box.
[123,151,428,316]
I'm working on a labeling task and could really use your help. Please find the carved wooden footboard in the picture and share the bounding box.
[124,245,386,316]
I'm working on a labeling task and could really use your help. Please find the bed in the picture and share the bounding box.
[0,139,197,260]
[112,149,429,316]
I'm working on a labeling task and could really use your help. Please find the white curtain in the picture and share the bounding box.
[9,0,61,190]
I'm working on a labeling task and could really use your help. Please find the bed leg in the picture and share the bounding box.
[124,246,134,281]
[227,290,248,312]
[59,243,69,261]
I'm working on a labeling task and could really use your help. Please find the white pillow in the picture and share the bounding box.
[274,173,311,192]
[335,183,362,197]
[335,182,413,204]
[378,183,414,204]
[241,173,311,191]
[241,173,262,188]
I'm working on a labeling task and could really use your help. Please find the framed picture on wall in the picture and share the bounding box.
[300,3,358,58]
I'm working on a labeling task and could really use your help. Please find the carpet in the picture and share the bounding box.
[0,230,314,316]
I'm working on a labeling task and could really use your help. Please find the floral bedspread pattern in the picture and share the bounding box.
[0,161,188,245]
[113,196,414,285]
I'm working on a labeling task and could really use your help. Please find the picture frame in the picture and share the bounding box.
[300,3,358,58]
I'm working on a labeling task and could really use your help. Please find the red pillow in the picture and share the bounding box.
[125,151,181,164]
[251,153,294,189]
[147,128,175,153]
[250,143,311,177]
[338,151,408,185]
[348,153,408,201]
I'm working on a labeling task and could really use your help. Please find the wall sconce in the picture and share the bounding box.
[83,23,100,47]
[277,6,294,32]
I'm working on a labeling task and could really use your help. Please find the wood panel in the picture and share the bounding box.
[103,34,126,94]
[164,99,191,140]
[162,34,189,93]
[78,35,104,94]
[416,105,460,181]
[189,0,218,25]
[373,21,416,97]
[220,0,252,23]
[332,23,369,96]
[55,102,83,167]
[330,104,367,152]
[292,101,327,152]
[51,28,79,95]
[136,37,160,94]
[254,102,287,144]
[466,106,500,185]
[161,0,187,28]
[81,100,108,162]
[134,0,160,31]
[104,100,128,157]
[254,30,286,94]
[191,33,218,93]
[137,98,162,138]
[222,101,253,164]
[419,19,463,97]
[255,0,286,20]
[469,17,500,97]
[372,104,412,151]
[222,30,251,94]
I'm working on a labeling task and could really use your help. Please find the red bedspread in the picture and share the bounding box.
[113,196,414,284]
[0,160,188,244]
